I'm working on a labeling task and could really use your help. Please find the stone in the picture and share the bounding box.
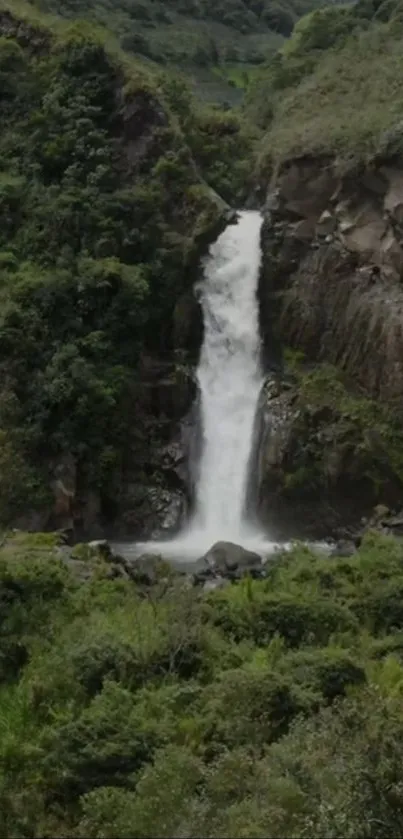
[366,504,390,529]
[119,484,186,540]
[291,219,315,241]
[201,541,263,575]
[317,209,337,236]
[381,512,403,535]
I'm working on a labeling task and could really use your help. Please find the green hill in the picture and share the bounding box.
[0,0,257,529]
[27,0,332,102]
[245,0,403,168]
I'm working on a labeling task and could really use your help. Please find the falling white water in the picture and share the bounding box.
[185,210,266,547]
[111,211,331,563]
[119,210,281,562]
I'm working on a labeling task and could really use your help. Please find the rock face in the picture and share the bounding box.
[259,156,403,407]
[256,154,403,537]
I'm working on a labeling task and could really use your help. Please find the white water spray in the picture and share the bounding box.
[124,210,279,561]
[111,211,329,562]
[191,210,263,535]
[185,210,265,544]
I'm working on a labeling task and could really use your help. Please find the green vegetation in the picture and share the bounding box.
[28,0,328,72]
[246,0,403,165]
[280,361,403,499]
[2,530,403,835]
[0,2,257,528]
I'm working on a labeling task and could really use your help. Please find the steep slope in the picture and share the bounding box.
[26,0,330,103]
[0,0,248,537]
[250,0,403,537]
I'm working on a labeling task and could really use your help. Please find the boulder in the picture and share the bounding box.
[201,541,263,576]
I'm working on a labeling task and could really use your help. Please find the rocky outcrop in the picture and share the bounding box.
[259,156,403,409]
[254,370,403,540]
[113,359,198,540]
[39,358,198,541]
[256,154,403,535]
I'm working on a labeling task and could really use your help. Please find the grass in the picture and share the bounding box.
[257,19,403,166]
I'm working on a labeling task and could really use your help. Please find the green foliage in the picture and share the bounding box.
[247,0,403,161]
[27,0,329,94]
[0,7,231,525]
[279,363,403,500]
[2,532,403,835]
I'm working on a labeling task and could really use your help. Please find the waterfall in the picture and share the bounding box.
[187,210,264,543]
[119,210,277,561]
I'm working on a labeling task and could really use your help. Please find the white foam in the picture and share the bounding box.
[121,212,282,563]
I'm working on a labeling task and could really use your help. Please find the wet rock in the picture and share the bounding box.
[149,489,186,539]
[202,541,263,575]
[317,209,337,236]
[160,441,188,489]
[119,484,186,540]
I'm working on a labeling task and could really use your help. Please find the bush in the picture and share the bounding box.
[42,681,160,800]
[208,579,357,646]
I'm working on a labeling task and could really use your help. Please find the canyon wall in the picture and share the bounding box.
[256,155,403,538]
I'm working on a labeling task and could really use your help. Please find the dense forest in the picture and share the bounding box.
[0,0,254,533]
[3,0,403,836]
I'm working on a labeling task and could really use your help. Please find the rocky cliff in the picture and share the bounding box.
[256,154,403,539]
[260,155,403,405]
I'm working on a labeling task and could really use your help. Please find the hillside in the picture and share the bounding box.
[0,0,258,537]
[26,0,331,102]
[246,0,403,161]
[251,0,403,537]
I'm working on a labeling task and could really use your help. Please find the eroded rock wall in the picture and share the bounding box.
[256,155,403,537]
[259,156,403,407]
